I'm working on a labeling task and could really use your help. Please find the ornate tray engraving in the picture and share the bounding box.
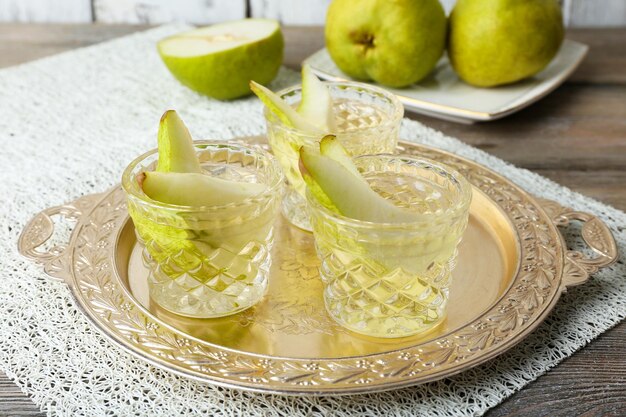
[18,139,617,394]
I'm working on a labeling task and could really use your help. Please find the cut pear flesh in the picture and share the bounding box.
[299,147,419,223]
[319,135,361,177]
[158,19,280,57]
[157,110,201,173]
[297,65,335,131]
[157,19,283,100]
[142,171,266,207]
[250,81,322,133]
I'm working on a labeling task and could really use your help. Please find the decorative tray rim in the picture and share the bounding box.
[18,138,617,395]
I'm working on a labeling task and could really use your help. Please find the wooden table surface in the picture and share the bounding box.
[0,24,624,416]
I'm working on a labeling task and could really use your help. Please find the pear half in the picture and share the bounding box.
[299,138,419,223]
[156,110,201,173]
[158,19,284,100]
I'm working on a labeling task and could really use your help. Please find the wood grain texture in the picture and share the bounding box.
[566,29,626,84]
[248,0,482,24]
[0,23,151,69]
[93,0,246,24]
[250,0,332,25]
[0,0,625,27]
[0,24,624,417]
[486,323,626,417]
[0,379,42,416]
[250,0,626,27]
[0,0,92,23]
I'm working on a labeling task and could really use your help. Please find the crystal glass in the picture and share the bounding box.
[122,142,284,318]
[264,81,403,231]
[307,155,472,338]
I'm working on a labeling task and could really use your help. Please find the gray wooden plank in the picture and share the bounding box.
[440,0,456,14]
[570,0,626,27]
[250,0,332,25]
[0,379,43,416]
[485,323,626,417]
[249,0,456,24]
[252,0,626,28]
[0,0,92,23]
[93,0,246,24]
[1,0,626,27]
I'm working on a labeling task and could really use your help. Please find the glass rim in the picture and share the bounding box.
[305,154,473,230]
[263,80,404,138]
[121,140,284,214]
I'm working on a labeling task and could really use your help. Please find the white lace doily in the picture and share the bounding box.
[0,25,623,417]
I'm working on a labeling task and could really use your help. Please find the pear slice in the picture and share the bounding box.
[299,145,419,223]
[250,81,322,133]
[297,65,335,131]
[141,171,266,207]
[318,135,360,177]
[156,110,202,173]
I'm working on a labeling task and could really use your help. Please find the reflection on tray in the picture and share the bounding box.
[122,189,517,359]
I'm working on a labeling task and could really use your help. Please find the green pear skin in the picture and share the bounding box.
[325,0,447,88]
[158,20,284,100]
[448,0,564,87]
[318,135,361,177]
[249,80,322,133]
[299,144,419,223]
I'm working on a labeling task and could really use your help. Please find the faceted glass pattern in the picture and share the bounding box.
[123,142,283,318]
[307,155,472,338]
[264,81,403,231]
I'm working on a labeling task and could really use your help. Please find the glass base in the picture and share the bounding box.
[324,298,447,339]
[148,272,268,319]
[142,245,271,319]
[320,251,457,338]
[281,187,312,232]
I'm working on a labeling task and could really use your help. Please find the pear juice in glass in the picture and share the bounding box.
[264,81,403,230]
[307,155,472,338]
[122,142,283,318]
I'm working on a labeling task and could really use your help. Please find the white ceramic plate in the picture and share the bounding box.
[303,40,588,124]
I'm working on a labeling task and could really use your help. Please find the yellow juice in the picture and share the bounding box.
[123,144,283,318]
[309,160,471,338]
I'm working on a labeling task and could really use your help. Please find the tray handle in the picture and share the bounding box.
[18,193,103,283]
[538,198,619,289]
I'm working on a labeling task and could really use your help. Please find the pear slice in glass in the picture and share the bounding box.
[297,65,335,131]
[141,171,266,207]
[138,170,272,256]
[299,142,418,223]
[156,110,202,173]
[250,80,322,133]
[318,135,360,177]
[301,140,456,274]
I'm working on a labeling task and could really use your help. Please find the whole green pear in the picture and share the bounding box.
[325,0,447,88]
[448,0,564,87]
